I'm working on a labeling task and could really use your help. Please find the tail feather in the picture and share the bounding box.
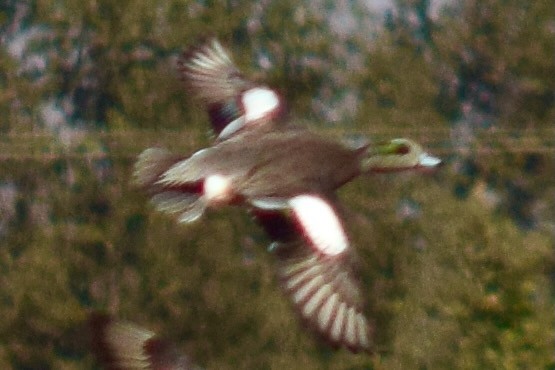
[151,191,206,224]
[133,148,182,188]
[133,148,207,224]
[151,192,199,214]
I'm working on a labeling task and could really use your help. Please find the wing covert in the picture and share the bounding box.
[251,195,372,352]
[177,39,283,140]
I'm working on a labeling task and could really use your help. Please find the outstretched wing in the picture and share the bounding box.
[177,38,283,140]
[251,195,372,353]
[89,313,200,370]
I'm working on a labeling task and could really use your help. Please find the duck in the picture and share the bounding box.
[133,39,441,353]
[89,312,201,370]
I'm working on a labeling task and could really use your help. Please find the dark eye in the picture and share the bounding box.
[395,144,410,155]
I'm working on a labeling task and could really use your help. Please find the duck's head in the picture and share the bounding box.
[361,138,442,173]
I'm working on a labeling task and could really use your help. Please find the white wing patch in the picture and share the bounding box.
[241,87,280,122]
[289,195,349,256]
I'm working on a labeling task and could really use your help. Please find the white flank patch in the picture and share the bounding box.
[204,174,232,203]
[289,195,348,256]
[418,153,442,167]
[242,87,280,122]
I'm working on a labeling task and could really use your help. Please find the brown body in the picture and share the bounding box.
[193,129,364,198]
[149,127,366,203]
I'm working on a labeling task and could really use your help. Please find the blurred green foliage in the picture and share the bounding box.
[0,0,553,369]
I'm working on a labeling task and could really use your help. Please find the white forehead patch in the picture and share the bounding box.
[241,87,280,122]
[418,153,442,167]
[289,195,348,256]
[204,174,232,203]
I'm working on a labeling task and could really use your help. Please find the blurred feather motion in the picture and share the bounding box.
[89,313,202,370]
[133,38,441,353]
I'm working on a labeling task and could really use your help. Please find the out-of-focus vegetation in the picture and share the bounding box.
[0,0,554,369]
